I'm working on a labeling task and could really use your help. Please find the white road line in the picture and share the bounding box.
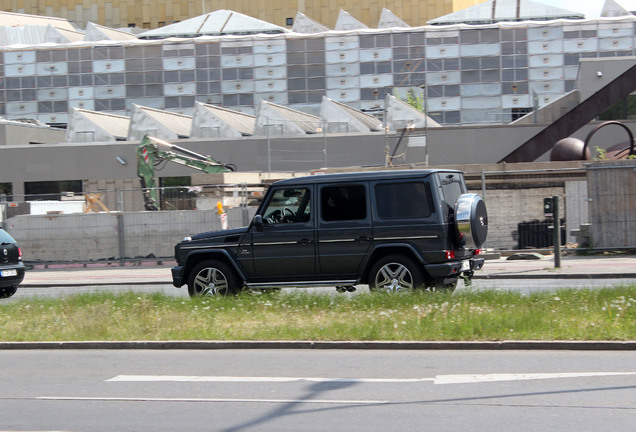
[37,396,387,405]
[106,375,433,383]
[433,372,636,384]
[107,372,636,385]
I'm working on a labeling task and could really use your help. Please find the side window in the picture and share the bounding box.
[321,185,366,222]
[375,181,433,219]
[262,187,311,224]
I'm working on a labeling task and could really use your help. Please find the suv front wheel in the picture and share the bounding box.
[187,260,240,297]
[368,255,423,293]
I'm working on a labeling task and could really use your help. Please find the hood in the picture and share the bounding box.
[189,226,248,242]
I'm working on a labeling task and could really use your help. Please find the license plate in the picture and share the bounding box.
[1,269,17,277]
[460,260,470,271]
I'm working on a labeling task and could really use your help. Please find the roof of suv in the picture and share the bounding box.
[273,169,461,187]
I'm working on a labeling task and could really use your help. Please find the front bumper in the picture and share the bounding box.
[171,266,184,287]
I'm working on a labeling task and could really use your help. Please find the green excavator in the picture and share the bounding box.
[136,135,235,211]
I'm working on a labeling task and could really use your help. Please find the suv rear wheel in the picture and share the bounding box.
[368,255,423,293]
[0,286,18,299]
[188,260,240,298]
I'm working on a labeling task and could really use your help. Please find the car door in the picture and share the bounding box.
[249,185,316,280]
[317,182,372,278]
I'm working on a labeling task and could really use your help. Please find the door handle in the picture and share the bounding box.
[357,236,371,241]
[299,238,313,245]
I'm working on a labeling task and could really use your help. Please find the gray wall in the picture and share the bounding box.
[1,120,635,199]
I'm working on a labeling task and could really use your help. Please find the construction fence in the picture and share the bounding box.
[1,161,635,264]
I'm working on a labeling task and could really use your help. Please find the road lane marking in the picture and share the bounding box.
[106,375,434,383]
[107,372,636,385]
[37,396,387,405]
[433,372,636,384]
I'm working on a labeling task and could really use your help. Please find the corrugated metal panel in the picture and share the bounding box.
[325,62,360,77]
[292,11,330,34]
[320,96,382,132]
[326,76,360,89]
[529,54,564,67]
[587,161,636,248]
[325,50,359,63]
[191,101,255,137]
[528,40,563,54]
[254,66,287,79]
[425,45,460,58]
[599,37,634,50]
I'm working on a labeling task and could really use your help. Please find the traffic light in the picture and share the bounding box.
[543,197,554,217]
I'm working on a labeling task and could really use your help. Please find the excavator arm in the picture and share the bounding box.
[136,135,235,211]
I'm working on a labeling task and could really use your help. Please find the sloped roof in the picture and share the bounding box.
[601,0,634,17]
[191,102,255,138]
[137,10,288,39]
[128,105,192,140]
[292,11,330,33]
[385,94,441,132]
[320,97,382,132]
[66,108,130,143]
[255,100,321,136]
[428,0,584,25]
[378,8,409,28]
[84,22,138,41]
[0,10,77,31]
[334,10,369,31]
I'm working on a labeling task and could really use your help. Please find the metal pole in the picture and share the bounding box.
[553,196,561,268]
[117,213,125,266]
[323,121,327,168]
[266,117,271,175]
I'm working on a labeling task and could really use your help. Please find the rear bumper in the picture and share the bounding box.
[425,257,484,279]
[0,263,25,288]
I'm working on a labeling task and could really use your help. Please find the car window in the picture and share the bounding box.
[262,187,311,224]
[0,229,17,244]
[321,185,366,222]
[375,181,433,219]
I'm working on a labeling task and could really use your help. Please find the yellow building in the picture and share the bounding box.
[3,0,483,29]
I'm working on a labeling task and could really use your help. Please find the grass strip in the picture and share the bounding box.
[1,286,635,342]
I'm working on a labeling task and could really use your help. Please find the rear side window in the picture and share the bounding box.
[321,185,366,222]
[0,229,16,244]
[375,181,433,219]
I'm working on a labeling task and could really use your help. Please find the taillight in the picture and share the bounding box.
[445,250,455,260]
[474,249,482,255]
[18,248,22,258]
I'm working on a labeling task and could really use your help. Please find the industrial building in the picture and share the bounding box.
[0,0,484,30]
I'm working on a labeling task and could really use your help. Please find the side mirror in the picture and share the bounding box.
[253,215,264,232]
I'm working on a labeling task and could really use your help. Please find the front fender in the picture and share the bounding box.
[182,249,248,283]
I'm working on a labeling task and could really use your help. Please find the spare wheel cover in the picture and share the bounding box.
[454,193,488,249]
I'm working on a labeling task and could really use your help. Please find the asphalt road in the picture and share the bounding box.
[6,276,636,301]
[1,349,635,432]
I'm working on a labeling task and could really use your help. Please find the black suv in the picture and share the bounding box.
[0,228,25,298]
[172,170,487,296]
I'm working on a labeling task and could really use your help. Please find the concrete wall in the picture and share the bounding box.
[0,122,66,146]
[1,119,634,206]
[4,207,256,263]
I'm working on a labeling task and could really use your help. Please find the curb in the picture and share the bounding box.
[473,273,636,280]
[1,340,636,351]
[19,273,636,288]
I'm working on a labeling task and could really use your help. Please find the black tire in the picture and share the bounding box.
[431,278,458,293]
[0,286,18,299]
[187,260,240,298]
[368,255,423,293]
